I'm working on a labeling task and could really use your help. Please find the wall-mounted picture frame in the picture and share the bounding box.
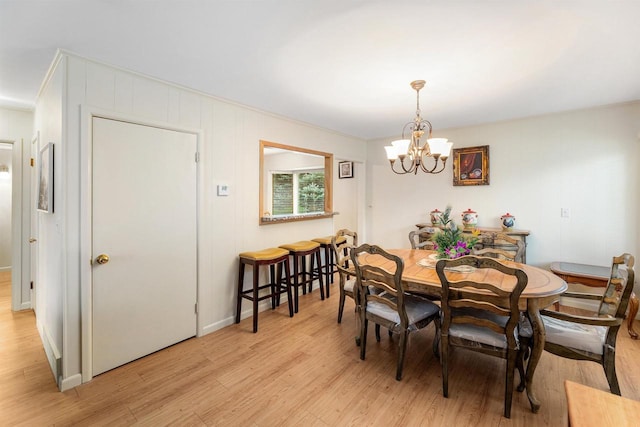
[452,145,489,186]
[37,142,54,213]
[338,161,354,179]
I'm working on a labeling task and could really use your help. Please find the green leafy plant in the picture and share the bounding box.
[433,206,479,259]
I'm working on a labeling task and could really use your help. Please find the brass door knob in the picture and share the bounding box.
[95,254,110,265]
[29,238,37,243]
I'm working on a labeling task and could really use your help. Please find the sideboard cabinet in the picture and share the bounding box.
[414,224,530,264]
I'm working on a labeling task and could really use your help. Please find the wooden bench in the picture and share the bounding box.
[565,380,640,426]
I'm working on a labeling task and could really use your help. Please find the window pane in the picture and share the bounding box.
[298,172,325,213]
[272,173,293,215]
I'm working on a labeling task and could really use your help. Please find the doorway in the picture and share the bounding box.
[0,143,12,275]
[90,117,198,376]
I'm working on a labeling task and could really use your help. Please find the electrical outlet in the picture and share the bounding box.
[561,207,571,218]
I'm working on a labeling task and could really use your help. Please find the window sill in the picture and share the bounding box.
[259,212,336,225]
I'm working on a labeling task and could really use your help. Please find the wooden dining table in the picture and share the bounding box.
[354,249,568,413]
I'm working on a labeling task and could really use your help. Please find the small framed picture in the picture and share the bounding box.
[452,145,489,186]
[338,161,354,179]
[37,142,54,213]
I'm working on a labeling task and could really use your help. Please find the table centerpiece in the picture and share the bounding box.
[432,206,479,259]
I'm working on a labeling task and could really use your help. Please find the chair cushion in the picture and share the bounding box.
[279,241,320,251]
[448,308,513,348]
[312,236,347,245]
[449,324,509,348]
[344,278,356,293]
[239,247,289,261]
[542,315,607,355]
[366,295,439,326]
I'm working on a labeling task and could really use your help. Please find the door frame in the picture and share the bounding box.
[79,106,204,383]
[2,136,31,312]
[29,132,39,312]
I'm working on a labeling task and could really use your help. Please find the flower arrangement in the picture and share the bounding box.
[432,206,479,259]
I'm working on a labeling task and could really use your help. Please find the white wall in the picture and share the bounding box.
[34,51,367,389]
[366,102,640,270]
[33,57,65,385]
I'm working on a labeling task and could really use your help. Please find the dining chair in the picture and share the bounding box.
[331,229,358,323]
[472,232,525,263]
[436,255,528,418]
[351,244,440,381]
[519,253,635,396]
[408,228,435,250]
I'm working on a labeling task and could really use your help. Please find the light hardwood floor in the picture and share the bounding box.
[1,270,639,426]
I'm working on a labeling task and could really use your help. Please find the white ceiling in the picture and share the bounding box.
[1,1,640,140]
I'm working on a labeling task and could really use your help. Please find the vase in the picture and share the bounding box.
[500,212,516,230]
[430,208,443,225]
[461,208,478,229]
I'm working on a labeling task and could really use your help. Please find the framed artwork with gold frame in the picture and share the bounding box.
[452,145,489,186]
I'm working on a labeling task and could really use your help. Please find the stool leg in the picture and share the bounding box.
[324,246,331,297]
[269,264,277,309]
[316,249,325,300]
[328,246,335,285]
[275,261,282,307]
[302,256,309,294]
[252,264,259,333]
[292,255,300,313]
[236,260,245,324]
[284,258,294,317]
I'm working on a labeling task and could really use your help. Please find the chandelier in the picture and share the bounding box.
[384,80,453,174]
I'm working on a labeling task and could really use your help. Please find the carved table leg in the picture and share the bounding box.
[627,292,638,340]
[525,300,544,413]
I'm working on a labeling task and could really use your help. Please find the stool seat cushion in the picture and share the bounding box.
[312,236,347,245]
[239,247,289,261]
[279,241,320,252]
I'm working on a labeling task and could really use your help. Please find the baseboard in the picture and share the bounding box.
[0,266,11,272]
[18,301,31,310]
[201,317,235,336]
[39,325,62,388]
[59,374,82,392]
[199,285,322,336]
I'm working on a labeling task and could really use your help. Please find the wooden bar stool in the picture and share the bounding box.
[279,241,324,313]
[236,247,293,333]
[312,235,347,297]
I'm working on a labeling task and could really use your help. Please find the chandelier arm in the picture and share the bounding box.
[398,156,417,174]
[389,159,415,175]
[418,155,447,174]
[401,122,417,139]
[421,120,433,137]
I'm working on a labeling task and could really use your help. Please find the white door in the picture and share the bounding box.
[92,117,197,376]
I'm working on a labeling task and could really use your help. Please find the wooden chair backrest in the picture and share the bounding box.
[598,253,635,318]
[408,228,435,250]
[473,232,525,263]
[332,229,358,274]
[351,244,409,327]
[436,255,528,349]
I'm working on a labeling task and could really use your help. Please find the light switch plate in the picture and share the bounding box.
[217,184,229,196]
